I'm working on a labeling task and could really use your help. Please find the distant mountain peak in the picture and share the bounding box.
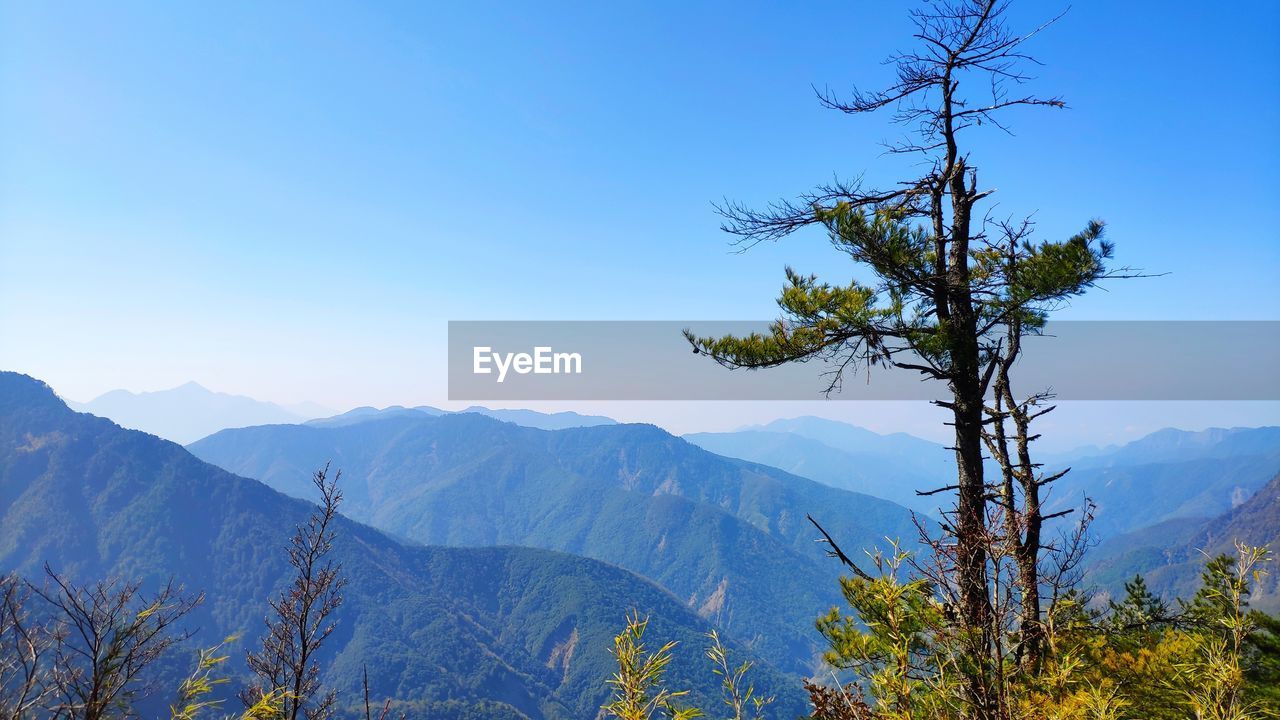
[1066,425,1280,472]
[67,381,314,444]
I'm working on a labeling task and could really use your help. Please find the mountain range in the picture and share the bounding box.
[685,416,954,514]
[306,405,616,431]
[690,418,1280,543]
[1087,471,1280,612]
[71,382,615,444]
[1043,427,1280,538]
[188,412,925,676]
[1,373,806,718]
[56,378,1280,647]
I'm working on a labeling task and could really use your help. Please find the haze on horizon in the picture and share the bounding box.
[55,377,1280,454]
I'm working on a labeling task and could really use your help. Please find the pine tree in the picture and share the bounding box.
[1107,575,1171,650]
[684,2,1135,717]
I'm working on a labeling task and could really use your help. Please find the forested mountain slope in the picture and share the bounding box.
[1045,427,1280,538]
[190,413,924,675]
[1088,472,1280,612]
[0,372,806,718]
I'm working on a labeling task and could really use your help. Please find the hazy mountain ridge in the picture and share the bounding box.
[76,380,1280,543]
[703,417,1279,542]
[684,428,950,514]
[1,372,806,718]
[1063,426,1280,470]
[1088,472,1280,612]
[686,417,1280,614]
[69,381,326,444]
[68,382,618,444]
[189,415,924,675]
[58,376,1280,632]
[305,405,616,432]
[1044,427,1280,538]
[742,416,948,461]
[460,406,617,430]
[305,405,445,428]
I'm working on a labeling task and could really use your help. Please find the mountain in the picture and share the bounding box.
[1087,472,1280,612]
[744,417,949,463]
[306,406,616,432]
[70,382,616,444]
[305,405,444,428]
[1065,427,1280,470]
[189,415,924,675]
[458,406,617,430]
[684,429,948,514]
[0,372,805,718]
[689,417,1279,546]
[1044,427,1280,538]
[68,382,329,444]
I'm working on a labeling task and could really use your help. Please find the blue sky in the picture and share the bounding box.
[2,1,1278,445]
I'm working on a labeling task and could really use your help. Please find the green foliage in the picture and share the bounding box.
[815,543,958,719]
[171,638,237,720]
[171,637,286,720]
[1244,612,1280,710]
[1174,544,1276,719]
[705,629,774,720]
[1105,575,1171,652]
[684,205,1115,381]
[975,219,1112,330]
[803,541,1280,720]
[604,616,782,720]
[603,611,701,720]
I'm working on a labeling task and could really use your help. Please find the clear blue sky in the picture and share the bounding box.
[2,1,1278,444]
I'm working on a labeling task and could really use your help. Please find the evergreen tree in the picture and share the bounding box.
[1243,612,1280,711]
[684,2,1136,716]
[1106,575,1171,650]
